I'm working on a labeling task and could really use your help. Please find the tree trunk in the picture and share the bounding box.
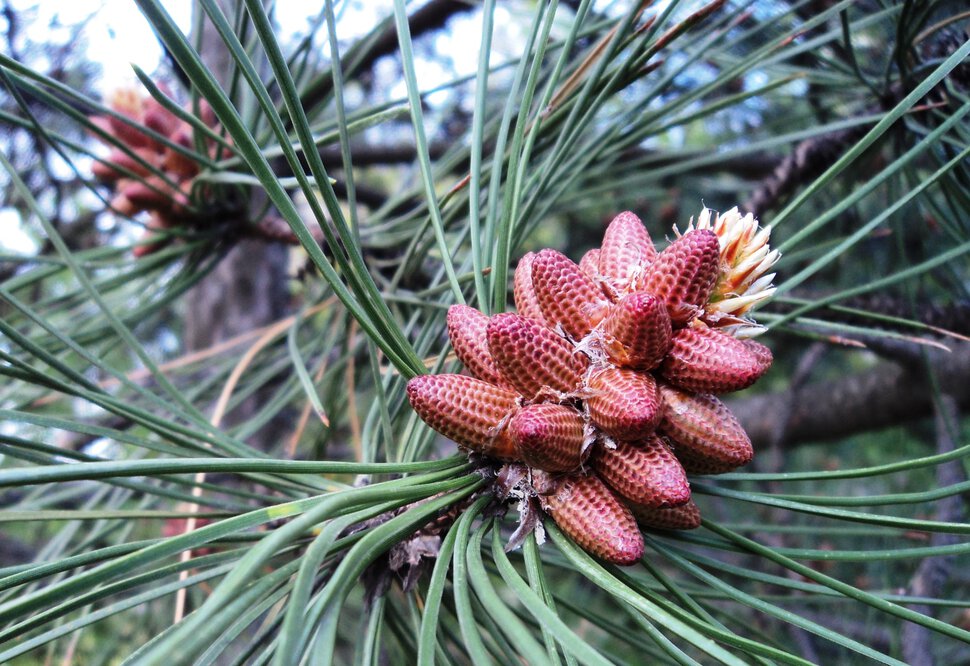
[185,0,289,449]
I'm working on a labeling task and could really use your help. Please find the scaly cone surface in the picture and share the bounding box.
[510,403,589,473]
[407,207,778,565]
[532,249,611,339]
[602,292,672,370]
[598,210,657,298]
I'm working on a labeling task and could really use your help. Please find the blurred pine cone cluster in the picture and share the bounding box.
[408,208,779,565]
[89,85,227,256]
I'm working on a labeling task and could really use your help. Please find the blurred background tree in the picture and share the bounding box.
[0,0,968,663]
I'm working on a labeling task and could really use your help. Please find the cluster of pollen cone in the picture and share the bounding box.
[90,86,225,256]
[407,208,779,565]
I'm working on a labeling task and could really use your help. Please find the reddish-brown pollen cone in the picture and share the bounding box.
[513,252,546,322]
[92,148,158,182]
[531,248,610,339]
[487,313,587,399]
[107,114,154,150]
[591,437,690,508]
[447,304,508,388]
[541,473,644,566]
[406,208,775,566]
[598,210,657,297]
[143,103,181,137]
[578,248,602,279]
[119,177,177,213]
[132,213,176,258]
[510,403,588,473]
[660,326,772,394]
[585,367,662,440]
[658,384,754,473]
[602,292,672,370]
[406,374,518,460]
[630,500,702,531]
[163,145,203,180]
[637,229,720,326]
[89,83,230,257]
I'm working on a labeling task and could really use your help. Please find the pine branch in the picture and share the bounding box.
[317,140,449,166]
[781,295,970,337]
[729,342,970,448]
[742,118,875,214]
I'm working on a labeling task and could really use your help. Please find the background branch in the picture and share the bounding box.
[901,395,966,666]
[300,0,475,111]
[730,342,970,448]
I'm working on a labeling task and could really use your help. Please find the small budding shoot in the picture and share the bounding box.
[407,208,779,565]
